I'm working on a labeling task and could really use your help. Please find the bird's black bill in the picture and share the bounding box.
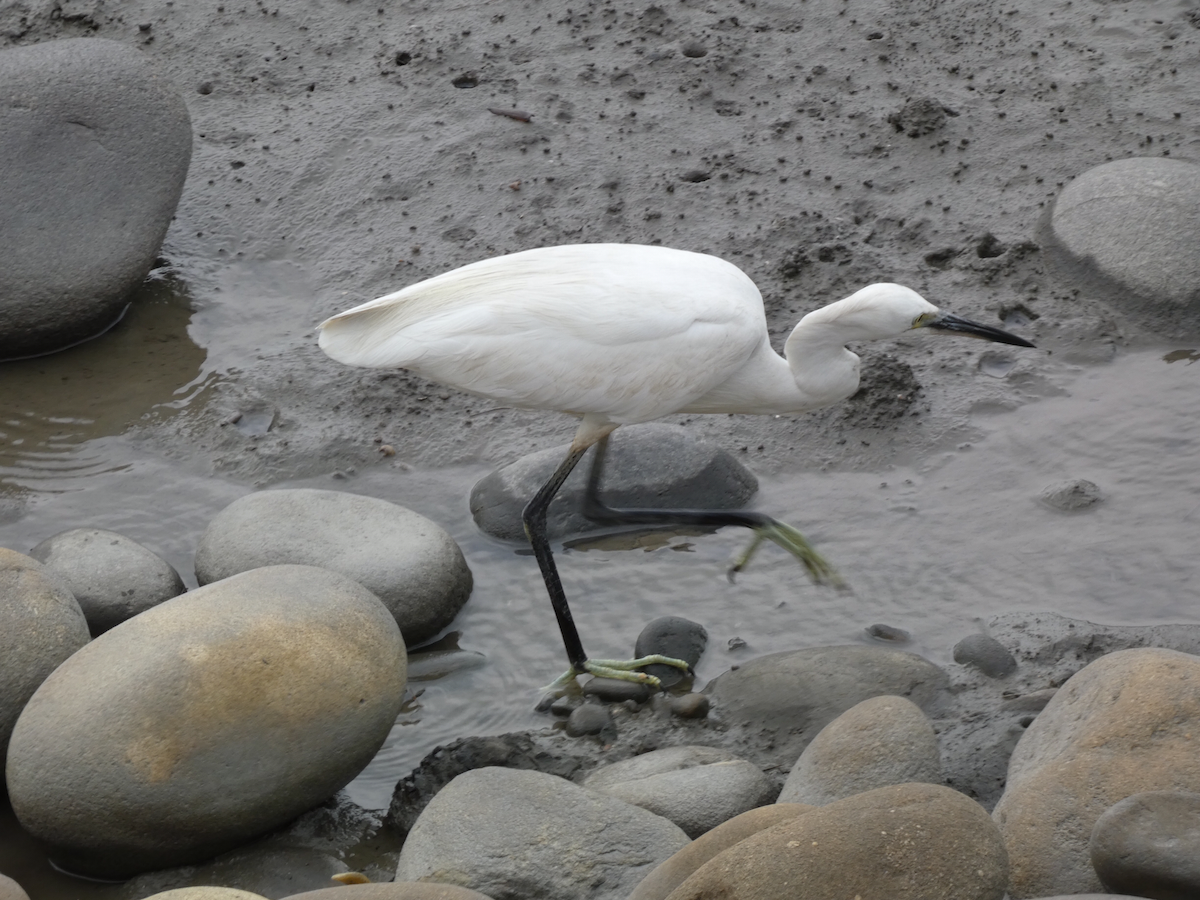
[924,313,1035,348]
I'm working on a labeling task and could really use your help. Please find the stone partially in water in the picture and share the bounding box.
[5,565,406,878]
[0,548,90,763]
[0,38,192,359]
[29,527,185,635]
[194,489,472,645]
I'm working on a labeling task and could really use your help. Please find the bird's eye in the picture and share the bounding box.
[912,312,936,329]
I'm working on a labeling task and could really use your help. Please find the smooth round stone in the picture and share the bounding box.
[670,693,710,719]
[0,548,90,762]
[143,891,267,900]
[1042,157,1200,337]
[0,873,30,900]
[953,633,1018,678]
[628,804,812,900]
[0,38,191,359]
[468,423,758,541]
[283,885,497,900]
[29,527,185,634]
[1090,791,1200,900]
[566,703,613,737]
[994,648,1200,897]
[667,783,1007,900]
[194,489,472,645]
[6,565,406,878]
[778,695,942,806]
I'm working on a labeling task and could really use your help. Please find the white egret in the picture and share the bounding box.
[318,243,1034,691]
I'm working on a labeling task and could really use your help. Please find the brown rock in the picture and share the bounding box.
[994,648,1200,897]
[666,783,1007,900]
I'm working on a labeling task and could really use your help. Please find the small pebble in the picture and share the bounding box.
[865,623,911,643]
[953,633,1017,678]
[566,703,612,737]
[670,693,710,719]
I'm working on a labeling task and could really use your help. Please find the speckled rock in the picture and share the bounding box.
[1089,790,1200,900]
[994,648,1200,898]
[777,694,942,805]
[6,565,406,878]
[282,885,496,900]
[1041,157,1200,337]
[395,767,690,900]
[194,489,472,644]
[0,38,191,359]
[584,746,775,837]
[29,527,185,634]
[704,644,950,768]
[627,804,813,900]
[141,890,267,900]
[665,783,1007,900]
[468,423,758,541]
[0,548,89,762]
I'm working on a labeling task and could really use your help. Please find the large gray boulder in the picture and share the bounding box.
[0,547,89,763]
[0,38,192,359]
[6,565,406,878]
[194,489,472,645]
[395,766,690,900]
[1041,157,1200,337]
[469,423,758,541]
[29,527,185,635]
[993,648,1200,898]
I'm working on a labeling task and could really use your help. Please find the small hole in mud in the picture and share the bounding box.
[452,72,479,88]
[979,353,1016,378]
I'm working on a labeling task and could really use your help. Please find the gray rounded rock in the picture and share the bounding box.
[0,547,90,763]
[29,528,185,635]
[584,746,775,838]
[953,633,1018,678]
[469,423,758,541]
[194,489,472,645]
[283,884,497,900]
[1041,157,1200,337]
[395,767,689,899]
[1090,790,1200,900]
[6,565,406,878]
[777,695,942,806]
[0,38,192,359]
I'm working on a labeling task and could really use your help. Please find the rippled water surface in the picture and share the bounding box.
[4,289,1200,892]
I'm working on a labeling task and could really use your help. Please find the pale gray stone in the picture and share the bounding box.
[1090,790,1200,900]
[194,489,472,645]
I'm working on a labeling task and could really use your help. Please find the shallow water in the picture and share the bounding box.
[4,285,1200,890]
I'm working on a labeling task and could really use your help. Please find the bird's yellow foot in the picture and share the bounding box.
[541,654,691,695]
[728,521,847,589]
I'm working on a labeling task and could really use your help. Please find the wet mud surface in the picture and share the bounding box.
[3,0,1200,894]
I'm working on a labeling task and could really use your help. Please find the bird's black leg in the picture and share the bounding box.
[582,434,844,587]
[522,445,591,673]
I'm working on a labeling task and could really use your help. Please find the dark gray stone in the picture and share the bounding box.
[29,527,185,635]
[634,615,707,688]
[566,703,613,737]
[0,38,192,359]
[953,633,1018,678]
[1041,157,1200,338]
[468,423,758,541]
[6,565,406,878]
[1090,791,1200,900]
[194,489,473,645]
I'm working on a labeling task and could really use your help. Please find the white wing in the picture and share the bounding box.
[319,244,767,423]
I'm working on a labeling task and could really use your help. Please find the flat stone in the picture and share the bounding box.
[777,694,942,806]
[194,489,472,645]
[994,648,1200,897]
[1090,790,1200,900]
[1041,157,1200,337]
[6,565,406,878]
[0,548,90,762]
[395,767,690,900]
[0,38,191,358]
[469,423,758,541]
[29,527,185,634]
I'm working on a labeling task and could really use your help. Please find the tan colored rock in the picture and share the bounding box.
[666,783,1007,900]
[628,804,813,900]
[282,884,496,900]
[0,873,30,900]
[0,548,89,761]
[144,890,268,900]
[994,648,1200,898]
